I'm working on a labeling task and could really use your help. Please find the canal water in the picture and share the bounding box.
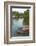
[12,18,24,37]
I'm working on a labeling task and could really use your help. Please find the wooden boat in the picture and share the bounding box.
[16,25,29,36]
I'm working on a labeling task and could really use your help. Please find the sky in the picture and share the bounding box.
[12,8,27,13]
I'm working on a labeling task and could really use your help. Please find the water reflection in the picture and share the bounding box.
[12,18,24,36]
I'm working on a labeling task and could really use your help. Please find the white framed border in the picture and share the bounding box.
[4,2,35,43]
[8,4,34,42]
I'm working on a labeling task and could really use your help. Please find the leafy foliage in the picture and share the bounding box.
[12,9,29,25]
[23,10,29,25]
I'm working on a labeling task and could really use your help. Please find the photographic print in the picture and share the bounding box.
[4,2,35,44]
[11,7,29,37]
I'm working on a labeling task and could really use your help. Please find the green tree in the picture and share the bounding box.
[23,10,29,25]
[12,9,29,25]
